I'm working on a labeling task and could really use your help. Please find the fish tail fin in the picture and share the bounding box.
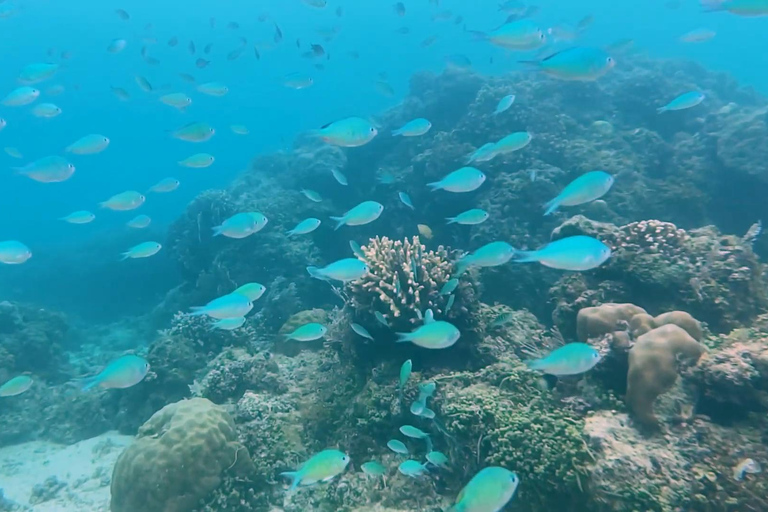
[188,307,207,317]
[467,30,487,41]
[543,197,561,216]
[119,252,130,261]
[286,229,295,236]
[391,129,403,136]
[395,332,411,343]
[425,436,434,453]
[11,167,27,176]
[77,375,101,392]
[513,250,539,263]
[212,225,223,236]
[329,216,345,230]
[445,217,457,225]
[518,59,542,68]
[526,358,545,371]
[454,255,472,275]
[306,266,329,281]
[656,106,667,113]
[279,471,301,491]
[426,181,442,192]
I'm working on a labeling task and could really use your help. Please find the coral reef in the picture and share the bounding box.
[626,325,706,426]
[349,236,477,332]
[110,398,254,512]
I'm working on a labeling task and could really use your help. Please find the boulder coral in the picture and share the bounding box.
[626,324,706,426]
[110,398,254,512]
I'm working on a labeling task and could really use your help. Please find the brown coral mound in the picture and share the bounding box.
[576,303,647,341]
[626,325,706,425]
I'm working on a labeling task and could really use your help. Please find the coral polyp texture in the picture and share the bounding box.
[110,398,254,512]
[349,236,476,330]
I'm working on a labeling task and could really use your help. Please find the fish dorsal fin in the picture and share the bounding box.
[424,309,435,324]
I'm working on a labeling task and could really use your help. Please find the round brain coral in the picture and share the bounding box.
[110,398,254,512]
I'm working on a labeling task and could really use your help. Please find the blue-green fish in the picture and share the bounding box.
[493,94,515,115]
[121,241,162,260]
[396,321,461,349]
[0,375,33,397]
[418,407,436,419]
[657,91,705,113]
[284,322,327,341]
[544,171,614,215]
[172,121,215,142]
[491,132,532,157]
[283,73,314,89]
[307,258,370,282]
[31,103,62,118]
[399,359,413,389]
[387,440,409,455]
[331,168,348,185]
[60,210,95,224]
[280,450,350,491]
[514,236,611,271]
[701,0,768,16]
[2,86,40,106]
[66,134,110,154]
[178,153,215,168]
[190,293,253,319]
[100,190,144,211]
[527,342,601,376]
[361,461,387,477]
[331,201,384,229]
[423,309,435,324]
[213,212,268,238]
[448,467,519,512]
[481,19,546,50]
[349,240,366,260]
[426,451,449,468]
[446,294,456,313]
[428,167,486,193]
[392,118,432,137]
[79,355,150,391]
[0,240,32,264]
[490,312,515,328]
[301,189,323,202]
[287,218,321,236]
[447,209,489,225]
[127,214,151,229]
[466,143,497,164]
[398,192,415,210]
[14,156,75,183]
[351,323,374,340]
[233,282,266,301]
[399,460,429,478]
[521,47,615,81]
[149,178,180,193]
[210,317,246,331]
[400,425,429,439]
[456,241,516,275]
[374,311,389,327]
[18,62,59,84]
[107,38,127,53]
[440,279,459,295]
[312,117,378,147]
[197,82,229,96]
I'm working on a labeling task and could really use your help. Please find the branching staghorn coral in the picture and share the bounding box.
[348,236,476,331]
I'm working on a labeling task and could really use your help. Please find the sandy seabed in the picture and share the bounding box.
[0,432,132,511]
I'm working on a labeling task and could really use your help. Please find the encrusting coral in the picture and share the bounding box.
[626,324,706,426]
[110,398,254,512]
[349,236,476,331]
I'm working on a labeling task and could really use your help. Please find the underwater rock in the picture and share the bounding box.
[110,398,254,512]
[576,303,647,342]
[626,324,706,426]
[29,476,66,505]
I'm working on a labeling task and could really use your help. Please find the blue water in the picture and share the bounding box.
[0,0,766,319]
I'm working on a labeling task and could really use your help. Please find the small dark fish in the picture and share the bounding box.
[196,58,210,69]
[144,23,153,32]
[394,2,405,16]
[254,46,261,60]
[258,13,269,22]
[396,27,410,35]
[178,73,196,83]
[336,6,343,16]
[141,46,148,58]
[227,47,244,61]
[111,86,130,101]
[47,47,56,57]
[576,14,594,31]
[446,54,471,69]
[274,23,283,43]
[303,43,325,58]
[115,8,130,21]
[296,39,301,48]
[135,75,152,92]
[168,36,178,47]
[315,63,325,71]
[348,51,360,59]
[239,37,248,46]
[188,40,196,54]
[378,71,388,80]
[455,15,464,24]
[61,51,72,60]
[204,43,213,54]
[144,56,160,66]
[421,35,438,47]
[431,10,453,21]
[227,21,240,30]
[375,80,395,97]
[210,17,216,28]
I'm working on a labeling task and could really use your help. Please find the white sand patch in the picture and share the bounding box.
[0,431,132,512]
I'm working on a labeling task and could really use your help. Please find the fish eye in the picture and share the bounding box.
[342,455,350,462]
